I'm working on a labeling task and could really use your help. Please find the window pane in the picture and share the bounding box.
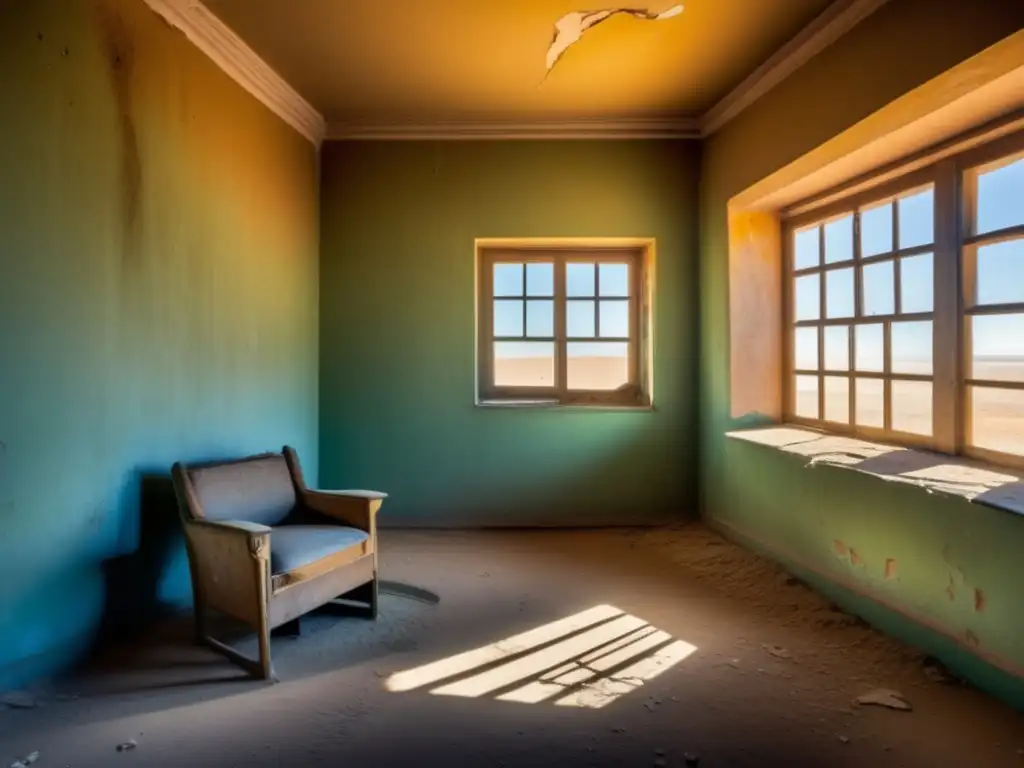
[970,386,1024,456]
[891,380,932,436]
[862,260,895,316]
[826,268,855,318]
[494,342,554,387]
[971,314,1024,383]
[567,263,595,297]
[526,263,554,297]
[795,375,819,419]
[976,239,1024,306]
[891,321,932,375]
[494,264,523,297]
[824,326,849,371]
[598,264,629,297]
[976,157,1024,235]
[824,215,854,264]
[526,300,553,338]
[794,226,820,270]
[599,300,629,338]
[900,253,933,313]
[493,300,523,337]
[824,376,849,423]
[897,187,934,248]
[855,324,884,372]
[567,300,595,337]
[794,327,818,371]
[856,378,884,428]
[860,202,893,257]
[794,274,820,321]
[567,342,628,391]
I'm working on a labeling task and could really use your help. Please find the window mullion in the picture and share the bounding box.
[933,159,961,454]
[555,257,568,402]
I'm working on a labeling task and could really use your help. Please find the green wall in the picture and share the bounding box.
[0,0,319,689]
[700,0,1024,705]
[320,140,699,527]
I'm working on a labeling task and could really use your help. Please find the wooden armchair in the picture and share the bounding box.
[171,446,385,680]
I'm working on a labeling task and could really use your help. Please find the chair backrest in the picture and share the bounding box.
[176,452,298,526]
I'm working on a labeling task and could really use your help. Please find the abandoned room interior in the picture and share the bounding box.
[2,0,1024,765]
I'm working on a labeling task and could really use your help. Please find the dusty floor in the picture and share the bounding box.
[1,524,1022,767]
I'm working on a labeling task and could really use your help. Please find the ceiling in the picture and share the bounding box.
[204,0,835,128]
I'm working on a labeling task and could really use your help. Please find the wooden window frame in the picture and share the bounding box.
[476,243,654,408]
[782,127,1024,469]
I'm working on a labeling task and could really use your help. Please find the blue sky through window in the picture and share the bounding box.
[794,172,1023,368]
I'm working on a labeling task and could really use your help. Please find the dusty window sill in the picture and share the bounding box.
[476,399,655,412]
[725,425,1024,518]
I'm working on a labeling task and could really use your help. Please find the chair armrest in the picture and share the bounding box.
[303,490,386,531]
[183,519,273,620]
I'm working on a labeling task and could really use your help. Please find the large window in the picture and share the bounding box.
[476,245,652,407]
[784,131,1024,467]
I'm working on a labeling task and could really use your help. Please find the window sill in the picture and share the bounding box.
[725,425,1024,519]
[476,399,655,412]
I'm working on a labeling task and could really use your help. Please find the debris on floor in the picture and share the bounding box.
[9,751,38,768]
[116,740,138,752]
[854,689,912,711]
[761,643,791,659]
[684,753,700,766]
[922,656,960,685]
[2,692,37,710]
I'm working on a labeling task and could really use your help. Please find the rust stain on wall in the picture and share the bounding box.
[96,1,142,264]
[832,540,848,557]
[973,588,986,613]
[965,629,981,648]
[848,548,862,566]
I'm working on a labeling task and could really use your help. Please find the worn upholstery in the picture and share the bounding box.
[270,525,369,575]
[188,455,296,525]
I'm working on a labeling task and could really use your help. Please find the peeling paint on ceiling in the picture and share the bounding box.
[544,5,684,80]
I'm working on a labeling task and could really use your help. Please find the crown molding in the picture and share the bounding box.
[324,118,702,141]
[142,0,888,146]
[141,0,325,146]
[699,0,892,137]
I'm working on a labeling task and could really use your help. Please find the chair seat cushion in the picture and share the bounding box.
[270,525,369,575]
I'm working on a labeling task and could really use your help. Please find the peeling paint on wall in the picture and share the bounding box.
[543,5,684,80]
[884,558,898,580]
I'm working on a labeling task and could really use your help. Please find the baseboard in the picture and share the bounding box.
[706,516,1024,710]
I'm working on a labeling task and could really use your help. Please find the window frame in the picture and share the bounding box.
[781,127,1024,470]
[476,244,653,408]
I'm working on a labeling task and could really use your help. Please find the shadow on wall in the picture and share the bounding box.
[88,472,189,656]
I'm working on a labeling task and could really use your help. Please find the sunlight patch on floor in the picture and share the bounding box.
[384,604,696,708]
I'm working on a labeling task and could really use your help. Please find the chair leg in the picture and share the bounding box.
[256,612,275,681]
[322,578,378,619]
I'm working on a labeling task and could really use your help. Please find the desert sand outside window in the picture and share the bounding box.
[783,127,1024,468]
[961,141,1024,466]
[477,248,650,407]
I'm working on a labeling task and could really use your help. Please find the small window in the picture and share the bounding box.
[477,245,652,407]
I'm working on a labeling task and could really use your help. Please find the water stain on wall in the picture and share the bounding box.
[96,1,142,265]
